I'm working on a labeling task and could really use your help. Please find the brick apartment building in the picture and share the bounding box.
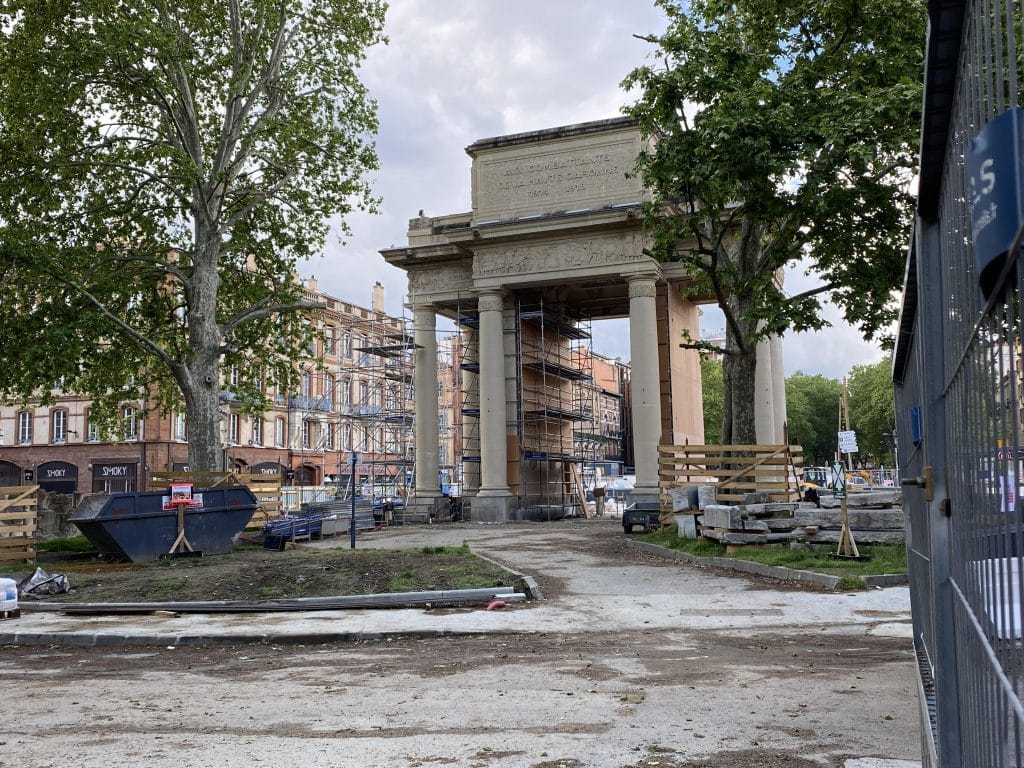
[0,280,413,496]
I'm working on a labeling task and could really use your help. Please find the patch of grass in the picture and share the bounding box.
[636,527,907,581]
[35,536,94,553]
[386,569,418,592]
[420,543,471,555]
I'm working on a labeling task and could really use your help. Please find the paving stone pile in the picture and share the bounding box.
[685,488,905,546]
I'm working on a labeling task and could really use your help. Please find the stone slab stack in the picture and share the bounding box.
[694,489,905,546]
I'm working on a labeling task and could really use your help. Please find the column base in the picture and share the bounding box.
[403,495,444,524]
[471,495,518,523]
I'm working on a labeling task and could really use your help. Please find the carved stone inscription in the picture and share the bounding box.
[475,135,642,217]
[473,232,647,280]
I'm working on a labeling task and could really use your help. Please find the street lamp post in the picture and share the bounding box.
[350,449,358,550]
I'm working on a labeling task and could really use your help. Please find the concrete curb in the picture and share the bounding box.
[472,550,545,601]
[0,627,532,648]
[626,540,908,590]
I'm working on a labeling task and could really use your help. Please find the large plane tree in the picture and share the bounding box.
[0,0,386,470]
[625,0,925,444]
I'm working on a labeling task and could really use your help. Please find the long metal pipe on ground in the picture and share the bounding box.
[21,586,525,615]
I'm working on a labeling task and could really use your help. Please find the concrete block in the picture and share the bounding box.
[668,486,697,512]
[765,517,798,532]
[847,490,903,507]
[742,519,770,532]
[702,504,742,530]
[763,502,798,514]
[697,485,717,510]
[676,514,697,539]
[721,531,768,545]
[743,492,770,504]
[805,529,905,544]
[794,508,905,531]
[818,495,841,509]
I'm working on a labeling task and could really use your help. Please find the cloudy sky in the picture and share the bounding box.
[302,1,890,380]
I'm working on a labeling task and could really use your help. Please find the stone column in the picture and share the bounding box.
[628,275,662,503]
[413,304,441,508]
[754,333,776,445]
[755,332,787,445]
[474,290,515,521]
[770,333,787,443]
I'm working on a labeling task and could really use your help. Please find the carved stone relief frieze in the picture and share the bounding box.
[473,231,648,280]
[407,263,474,297]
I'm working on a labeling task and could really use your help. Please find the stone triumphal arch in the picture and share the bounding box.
[382,117,786,522]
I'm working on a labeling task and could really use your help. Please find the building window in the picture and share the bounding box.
[228,413,240,444]
[174,413,187,441]
[122,406,139,441]
[251,418,262,446]
[52,409,67,443]
[325,374,336,408]
[359,380,369,404]
[304,322,316,356]
[343,425,352,450]
[342,378,352,406]
[325,326,336,355]
[17,411,32,445]
[325,425,335,450]
[275,417,285,448]
[343,332,352,357]
[86,413,100,443]
[229,365,240,387]
[301,370,311,398]
[302,420,312,449]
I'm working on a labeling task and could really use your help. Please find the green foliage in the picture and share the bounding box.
[847,359,897,466]
[625,0,926,442]
[785,372,842,465]
[700,356,724,443]
[0,0,386,465]
[34,536,94,553]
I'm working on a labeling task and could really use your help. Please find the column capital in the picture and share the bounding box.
[413,304,436,330]
[626,274,658,299]
[477,289,506,313]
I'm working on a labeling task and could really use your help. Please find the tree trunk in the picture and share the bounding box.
[181,357,223,472]
[720,296,758,446]
[723,345,757,445]
[181,214,225,472]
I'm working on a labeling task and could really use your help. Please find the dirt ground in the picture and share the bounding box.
[3,541,513,603]
[6,520,833,605]
[0,522,920,767]
[1,627,917,768]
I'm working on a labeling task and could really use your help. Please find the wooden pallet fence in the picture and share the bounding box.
[0,485,39,565]
[149,471,281,527]
[658,444,804,511]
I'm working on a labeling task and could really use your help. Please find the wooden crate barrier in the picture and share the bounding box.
[658,444,804,513]
[148,472,281,527]
[0,485,39,565]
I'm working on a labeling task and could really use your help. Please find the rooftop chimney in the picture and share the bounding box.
[372,281,384,313]
[305,276,318,293]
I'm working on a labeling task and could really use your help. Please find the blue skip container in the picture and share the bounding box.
[70,486,259,562]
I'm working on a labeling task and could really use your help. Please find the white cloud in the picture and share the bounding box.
[302,1,889,380]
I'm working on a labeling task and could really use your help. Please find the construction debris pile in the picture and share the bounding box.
[683,489,904,546]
